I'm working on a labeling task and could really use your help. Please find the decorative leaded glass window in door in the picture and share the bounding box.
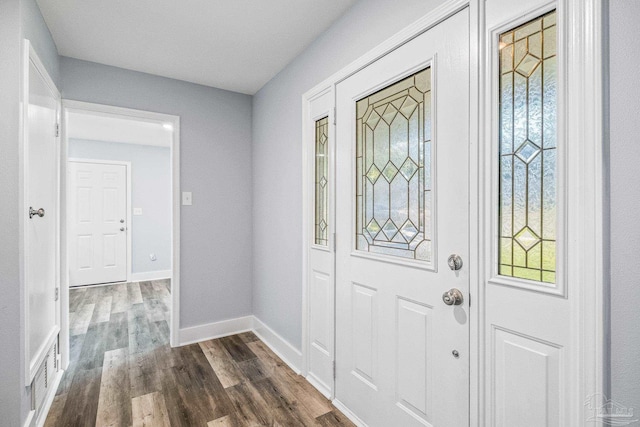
[315,117,329,246]
[355,68,433,261]
[499,10,557,283]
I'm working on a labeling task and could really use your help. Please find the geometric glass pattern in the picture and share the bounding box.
[356,68,433,261]
[499,10,557,283]
[315,116,329,246]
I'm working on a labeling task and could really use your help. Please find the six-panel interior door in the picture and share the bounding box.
[335,9,470,427]
[68,161,127,286]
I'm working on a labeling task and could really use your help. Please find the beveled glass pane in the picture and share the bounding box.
[315,116,329,246]
[356,68,433,261]
[499,10,557,283]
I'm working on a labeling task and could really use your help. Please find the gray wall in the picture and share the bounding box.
[22,0,59,85]
[0,1,25,424]
[252,0,447,349]
[69,139,172,274]
[609,0,640,415]
[0,0,59,424]
[61,57,254,328]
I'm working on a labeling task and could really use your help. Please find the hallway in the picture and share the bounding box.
[45,282,352,426]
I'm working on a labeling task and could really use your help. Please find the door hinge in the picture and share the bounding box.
[55,123,60,137]
[55,287,59,301]
[333,360,336,379]
[333,233,337,252]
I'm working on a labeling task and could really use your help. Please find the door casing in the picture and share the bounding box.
[67,158,132,286]
[60,100,182,375]
[301,0,607,425]
[21,39,62,386]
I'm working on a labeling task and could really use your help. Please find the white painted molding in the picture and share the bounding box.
[130,270,173,282]
[306,373,332,399]
[178,315,253,346]
[22,410,35,427]
[177,316,304,376]
[332,399,369,427]
[252,316,303,374]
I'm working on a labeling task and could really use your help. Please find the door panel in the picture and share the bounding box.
[492,327,561,427]
[335,9,469,427]
[306,90,335,397]
[69,162,127,286]
[25,52,61,381]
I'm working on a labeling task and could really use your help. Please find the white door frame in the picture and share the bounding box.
[20,40,62,386]
[67,158,132,285]
[60,100,182,373]
[301,0,606,424]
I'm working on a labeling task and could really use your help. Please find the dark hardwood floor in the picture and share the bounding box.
[45,281,353,427]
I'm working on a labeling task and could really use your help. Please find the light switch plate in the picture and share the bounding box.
[182,191,192,206]
[133,208,143,216]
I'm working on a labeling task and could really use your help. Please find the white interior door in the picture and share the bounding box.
[335,9,469,427]
[68,161,128,286]
[24,44,61,383]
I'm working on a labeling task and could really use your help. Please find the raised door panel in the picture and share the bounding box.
[396,298,433,425]
[351,283,377,388]
[492,327,561,427]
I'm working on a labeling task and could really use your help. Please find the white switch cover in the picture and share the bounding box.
[182,191,193,206]
[133,208,143,216]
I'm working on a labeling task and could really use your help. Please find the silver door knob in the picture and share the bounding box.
[447,254,463,270]
[120,219,125,223]
[442,288,464,306]
[120,227,125,232]
[29,207,45,218]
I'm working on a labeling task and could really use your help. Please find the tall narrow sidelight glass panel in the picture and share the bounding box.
[355,68,433,261]
[499,10,557,283]
[315,116,329,246]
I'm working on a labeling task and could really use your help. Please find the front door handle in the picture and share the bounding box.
[442,288,464,306]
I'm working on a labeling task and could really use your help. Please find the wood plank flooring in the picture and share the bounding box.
[46,281,353,427]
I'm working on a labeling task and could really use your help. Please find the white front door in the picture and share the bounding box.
[68,161,128,286]
[335,9,469,427]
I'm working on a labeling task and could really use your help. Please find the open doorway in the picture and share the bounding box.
[58,101,181,385]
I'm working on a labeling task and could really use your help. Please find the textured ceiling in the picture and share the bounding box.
[37,0,357,94]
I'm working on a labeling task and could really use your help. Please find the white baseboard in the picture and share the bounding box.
[332,399,369,427]
[130,270,172,282]
[23,410,35,427]
[252,316,303,374]
[178,315,253,346]
[306,373,332,399]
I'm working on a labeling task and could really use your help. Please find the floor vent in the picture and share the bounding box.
[31,341,58,418]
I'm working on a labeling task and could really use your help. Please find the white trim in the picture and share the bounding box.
[306,374,332,399]
[178,316,254,346]
[67,158,132,284]
[177,316,304,376]
[565,0,607,422]
[22,411,35,427]
[332,399,369,427]
[21,40,62,386]
[130,270,173,282]
[34,368,64,427]
[253,316,303,374]
[60,100,181,377]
